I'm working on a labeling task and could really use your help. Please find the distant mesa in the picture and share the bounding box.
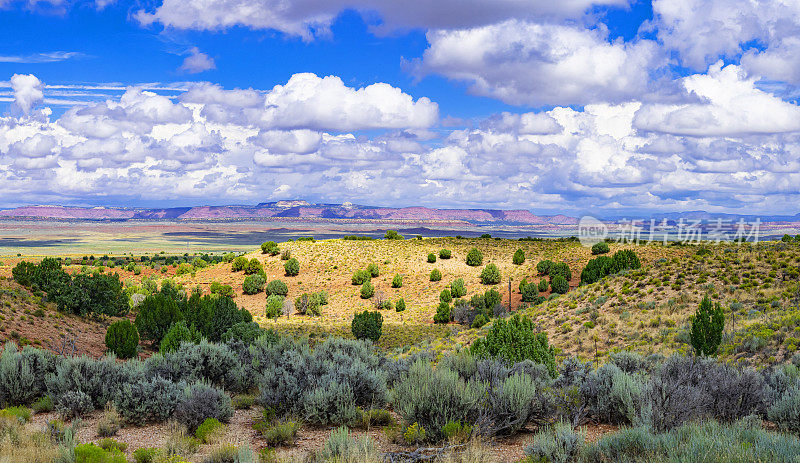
[0,200,575,225]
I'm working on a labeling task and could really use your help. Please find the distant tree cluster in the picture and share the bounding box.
[580,250,641,285]
[12,258,128,317]
[135,283,255,350]
[535,259,572,294]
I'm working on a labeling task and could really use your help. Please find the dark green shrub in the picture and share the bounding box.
[222,322,269,344]
[439,249,451,259]
[360,281,375,299]
[11,261,36,286]
[366,263,379,277]
[427,253,436,263]
[450,278,466,298]
[550,262,571,282]
[231,256,248,272]
[384,230,404,240]
[580,250,640,285]
[105,320,139,359]
[538,279,549,292]
[440,289,452,303]
[480,264,501,285]
[284,258,300,276]
[470,314,557,377]
[512,249,525,265]
[57,272,129,317]
[242,273,266,294]
[261,241,280,255]
[536,260,553,275]
[295,293,322,316]
[266,280,288,296]
[135,292,184,346]
[591,242,610,255]
[434,302,450,324]
[244,258,263,275]
[186,295,251,343]
[352,311,382,342]
[521,283,539,302]
[690,296,724,356]
[209,281,234,298]
[265,295,284,319]
[352,269,371,285]
[551,275,569,294]
[392,274,403,288]
[466,248,483,266]
[430,269,442,281]
[471,314,488,328]
[484,288,501,309]
[396,298,406,312]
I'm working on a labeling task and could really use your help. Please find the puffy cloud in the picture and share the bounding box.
[186,74,438,131]
[651,0,800,84]
[415,20,661,106]
[136,0,626,39]
[10,74,43,115]
[481,112,563,135]
[634,63,800,136]
[259,73,438,130]
[4,69,800,214]
[250,129,322,154]
[178,47,216,74]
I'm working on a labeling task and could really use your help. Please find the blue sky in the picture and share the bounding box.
[1,0,800,215]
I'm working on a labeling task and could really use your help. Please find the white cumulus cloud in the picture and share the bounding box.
[415,20,661,106]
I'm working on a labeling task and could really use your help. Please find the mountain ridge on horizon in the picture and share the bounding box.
[0,200,579,225]
[1,201,799,225]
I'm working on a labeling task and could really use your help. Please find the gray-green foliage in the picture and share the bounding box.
[0,343,55,406]
[317,426,379,462]
[585,364,646,425]
[768,385,800,433]
[582,417,800,463]
[147,340,246,392]
[56,390,94,419]
[393,360,484,442]
[479,372,539,436]
[114,375,182,425]
[174,381,233,432]
[525,420,584,463]
[303,381,360,426]
[257,337,387,424]
[47,355,138,411]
